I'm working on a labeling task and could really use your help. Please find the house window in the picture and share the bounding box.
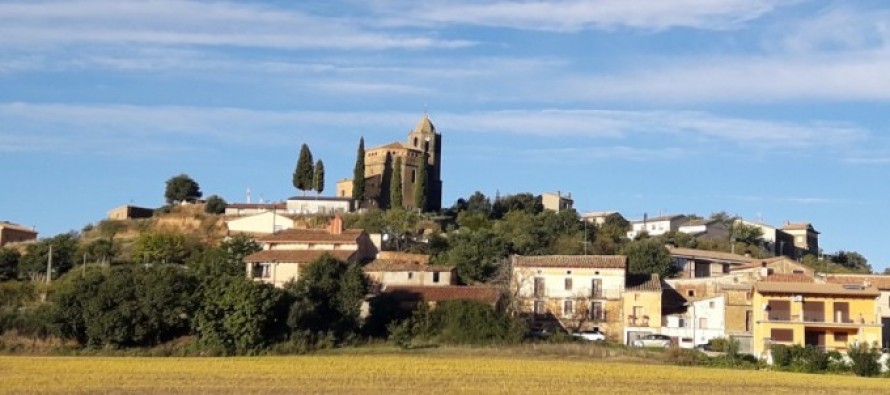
[709,301,715,309]
[408,272,414,280]
[591,279,603,298]
[565,278,573,291]
[834,332,848,342]
[534,300,546,315]
[534,277,545,298]
[771,328,794,343]
[768,300,791,321]
[433,272,440,283]
[590,301,605,321]
[698,317,707,329]
[252,264,271,279]
[687,289,696,297]
[634,293,640,301]
[745,310,753,332]
[563,300,574,316]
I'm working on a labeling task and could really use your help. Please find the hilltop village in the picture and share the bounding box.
[1,115,887,370]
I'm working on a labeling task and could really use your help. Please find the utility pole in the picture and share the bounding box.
[45,244,53,285]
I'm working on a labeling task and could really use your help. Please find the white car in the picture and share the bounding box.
[632,334,672,348]
[573,329,606,342]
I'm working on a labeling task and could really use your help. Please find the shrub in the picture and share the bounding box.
[665,347,704,366]
[429,300,520,345]
[770,344,792,367]
[848,342,882,377]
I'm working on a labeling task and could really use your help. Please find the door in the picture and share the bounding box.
[804,330,826,348]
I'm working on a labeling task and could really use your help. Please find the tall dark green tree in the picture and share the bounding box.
[389,157,403,209]
[414,153,428,212]
[204,195,227,214]
[621,238,675,278]
[293,143,314,194]
[352,137,366,203]
[0,248,21,281]
[313,159,325,195]
[164,174,202,204]
[285,253,369,339]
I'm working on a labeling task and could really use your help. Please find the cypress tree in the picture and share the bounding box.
[313,159,325,196]
[294,144,314,194]
[389,157,402,209]
[414,153,428,212]
[352,137,365,203]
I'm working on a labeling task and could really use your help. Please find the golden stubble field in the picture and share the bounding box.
[1,353,889,394]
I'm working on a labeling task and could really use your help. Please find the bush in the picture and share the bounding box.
[665,347,704,366]
[848,342,882,377]
[204,195,227,215]
[770,344,792,367]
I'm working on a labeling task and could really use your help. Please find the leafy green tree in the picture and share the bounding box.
[829,250,870,273]
[621,238,675,277]
[19,232,80,278]
[164,174,202,204]
[204,195,227,214]
[731,223,763,245]
[293,143,315,194]
[465,191,493,216]
[446,229,510,283]
[431,300,523,345]
[189,235,261,278]
[389,157,403,208]
[285,254,368,340]
[491,193,543,219]
[413,153,428,212]
[193,275,289,354]
[82,237,120,265]
[0,248,21,281]
[132,231,191,265]
[313,159,325,195]
[352,137,366,203]
[51,265,198,347]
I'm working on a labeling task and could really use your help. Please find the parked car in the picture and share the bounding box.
[527,324,568,340]
[632,334,672,348]
[572,329,606,342]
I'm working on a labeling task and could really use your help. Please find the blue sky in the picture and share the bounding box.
[1,0,888,269]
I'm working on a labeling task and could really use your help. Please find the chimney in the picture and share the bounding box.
[329,214,344,235]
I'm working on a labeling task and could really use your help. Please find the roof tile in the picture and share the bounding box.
[512,255,626,269]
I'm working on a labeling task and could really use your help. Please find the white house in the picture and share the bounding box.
[286,196,354,215]
[226,211,295,235]
[661,295,726,348]
[627,215,687,239]
[678,219,730,241]
[581,211,623,226]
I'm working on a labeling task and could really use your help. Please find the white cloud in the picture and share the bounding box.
[0,0,472,50]
[367,0,788,32]
[0,103,869,157]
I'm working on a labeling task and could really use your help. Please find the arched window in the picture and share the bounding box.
[413,137,418,147]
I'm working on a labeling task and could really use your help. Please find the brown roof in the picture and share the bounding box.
[244,249,355,263]
[512,255,626,269]
[383,286,501,305]
[363,259,454,273]
[764,273,814,283]
[824,275,890,290]
[782,222,820,234]
[258,228,364,243]
[626,274,662,292]
[667,246,754,263]
[0,221,37,233]
[755,281,880,297]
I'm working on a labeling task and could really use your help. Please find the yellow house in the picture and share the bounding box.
[623,274,663,345]
[752,281,881,358]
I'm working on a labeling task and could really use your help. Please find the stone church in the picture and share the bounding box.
[336,114,443,211]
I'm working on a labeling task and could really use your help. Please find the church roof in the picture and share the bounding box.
[413,114,436,134]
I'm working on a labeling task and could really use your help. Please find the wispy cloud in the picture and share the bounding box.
[0,0,472,51]
[0,103,870,158]
[367,0,788,32]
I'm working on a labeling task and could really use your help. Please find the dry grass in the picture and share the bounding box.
[1,353,889,394]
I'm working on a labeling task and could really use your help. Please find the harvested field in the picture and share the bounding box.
[1,354,887,394]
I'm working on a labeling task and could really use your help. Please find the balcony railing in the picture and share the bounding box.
[761,312,878,326]
[627,315,650,327]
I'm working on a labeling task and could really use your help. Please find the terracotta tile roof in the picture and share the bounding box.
[782,222,820,234]
[258,228,364,243]
[244,249,355,263]
[512,255,626,269]
[0,221,37,233]
[626,274,662,292]
[363,259,454,273]
[383,286,501,305]
[764,273,814,283]
[755,281,880,297]
[824,275,890,290]
[667,246,755,263]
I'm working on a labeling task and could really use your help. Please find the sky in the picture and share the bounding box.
[0,0,888,269]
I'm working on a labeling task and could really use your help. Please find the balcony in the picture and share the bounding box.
[759,312,881,328]
[627,315,650,327]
